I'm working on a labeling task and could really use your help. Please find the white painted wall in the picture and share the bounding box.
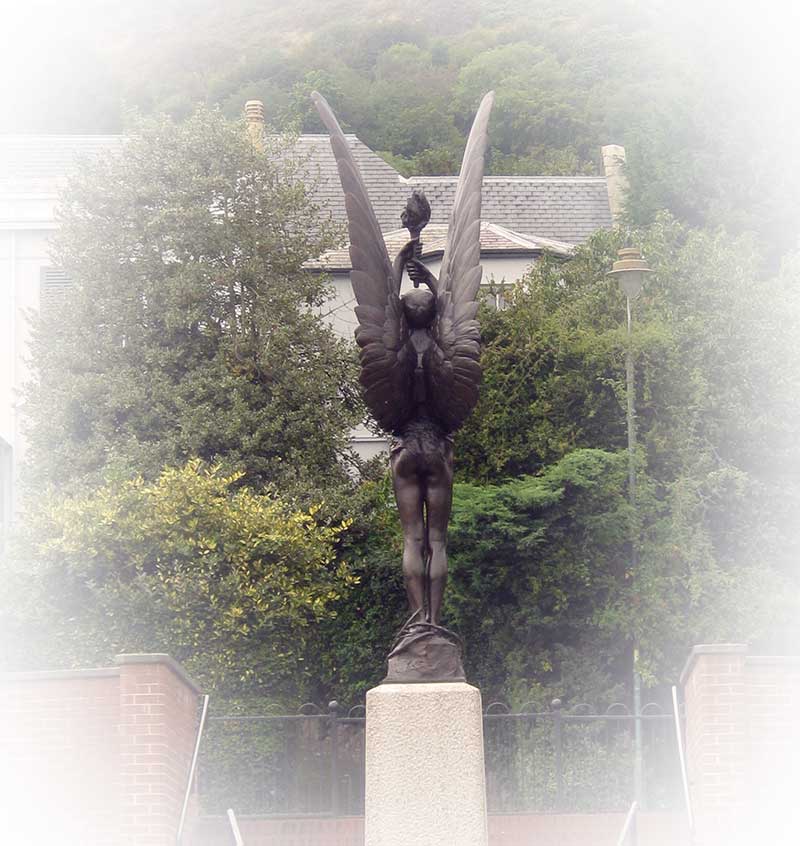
[324,253,538,460]
[0,196,539,487]
[0,202,56,498]
[324,253,535,341]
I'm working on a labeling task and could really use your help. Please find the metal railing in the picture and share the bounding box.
[616,800,639,846]
[177,693,210,844]
[196,697,682,818]
[227,809,245,846]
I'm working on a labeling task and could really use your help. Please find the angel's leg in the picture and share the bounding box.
[391,451,426,619]
[425,450,454,626]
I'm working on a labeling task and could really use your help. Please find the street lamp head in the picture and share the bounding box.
[606,247,654,300]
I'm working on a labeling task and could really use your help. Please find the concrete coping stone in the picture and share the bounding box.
[679,643,748,687]
[114,652,202,694]
[744,654,800,667]
[1,653,203,694]
[0,666,120,683]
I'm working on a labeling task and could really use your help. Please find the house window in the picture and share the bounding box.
[39,267,73,317]
[480,280,510,310]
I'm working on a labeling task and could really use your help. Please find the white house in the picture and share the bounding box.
[0,103,625,529]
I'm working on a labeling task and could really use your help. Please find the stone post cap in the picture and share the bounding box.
[114,653,202,694]
[679,643,748,686]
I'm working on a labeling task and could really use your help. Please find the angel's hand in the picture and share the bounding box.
[407,259,438,294]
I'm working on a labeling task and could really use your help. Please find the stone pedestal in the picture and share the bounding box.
[365,682,489,846]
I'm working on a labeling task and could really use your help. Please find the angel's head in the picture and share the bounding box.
[401,288,436,328]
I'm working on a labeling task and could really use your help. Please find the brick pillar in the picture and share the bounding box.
[116,654,201,846]
[744,656,800,845]
[0,667,122,845]
[680,644,748,846]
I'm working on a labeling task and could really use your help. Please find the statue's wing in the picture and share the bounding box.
[312,92,414,433]
[427,92,494,433]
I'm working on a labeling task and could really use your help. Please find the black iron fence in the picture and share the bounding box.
[196,699,682,817]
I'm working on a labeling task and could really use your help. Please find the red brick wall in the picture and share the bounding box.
[681,645,800,846]
[489,812,686,846]
[192,812,685,846]
[743,655,800,845]
[117,655,203,845]
[1,669,121,845]
[0,654,202,846]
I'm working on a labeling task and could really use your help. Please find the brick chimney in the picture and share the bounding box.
[245,99,265,150]
[601,144,628,223]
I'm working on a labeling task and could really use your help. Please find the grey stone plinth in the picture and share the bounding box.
[365,682,489,846]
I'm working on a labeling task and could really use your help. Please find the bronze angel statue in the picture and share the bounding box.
[313,91,494,681]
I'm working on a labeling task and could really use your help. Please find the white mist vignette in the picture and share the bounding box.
[0,0,798,840]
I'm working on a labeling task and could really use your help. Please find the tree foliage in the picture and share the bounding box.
[5,3,799,708]
[22,107,359,497]
[1,460,353,702]
[8,1,798,255]
[447,449,631,705]
[455,214,800,686]
[312,451,632,706]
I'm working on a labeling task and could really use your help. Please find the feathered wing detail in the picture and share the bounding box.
[312,92,415,433]
[427,91,494,432]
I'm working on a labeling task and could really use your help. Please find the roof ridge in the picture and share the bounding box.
[487,222,575,252]
[484,222,541,250]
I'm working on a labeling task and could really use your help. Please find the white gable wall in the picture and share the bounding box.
[323,253,539,462]
[0,221,55,462]
[1,210,543,497]
[0,203,57,528]
[324,253,536,341]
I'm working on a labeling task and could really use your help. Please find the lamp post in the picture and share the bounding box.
[607,246,653,810]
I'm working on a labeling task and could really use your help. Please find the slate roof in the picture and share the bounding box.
[0,133,612,243]
[291,136,611,244]
[293,134,404,228]
[412,176,612,245]
[0,135,125,193]
[297,134,611,243]
[308,222,574,272]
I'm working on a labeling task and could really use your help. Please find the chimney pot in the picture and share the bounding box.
[601,144,628,224]
[245,100,265,125]
[245,100,265,150]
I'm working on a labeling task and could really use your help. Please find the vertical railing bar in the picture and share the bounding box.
[672,686,694,834]
[616,799,639,846]
[633,653,644,809]
[227,808,245,846]
[329,700,340,816]
[292,717,301,814]
[176,693,210,845]
[552,699,564,810]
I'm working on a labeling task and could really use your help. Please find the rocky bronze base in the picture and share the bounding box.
[383,621,465,683]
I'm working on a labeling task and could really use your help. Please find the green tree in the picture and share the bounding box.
[447,449,632,704]
[22,107,359,497]
[311,472,406,704]
[8,1,797,255]
[456,215,800,685]
[1,460,353,702]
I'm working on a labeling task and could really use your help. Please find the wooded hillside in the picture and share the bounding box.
[6,0,798,257]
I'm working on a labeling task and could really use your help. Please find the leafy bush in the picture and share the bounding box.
[1,460,354,702]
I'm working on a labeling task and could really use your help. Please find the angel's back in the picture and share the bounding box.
[312,87,493,660]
